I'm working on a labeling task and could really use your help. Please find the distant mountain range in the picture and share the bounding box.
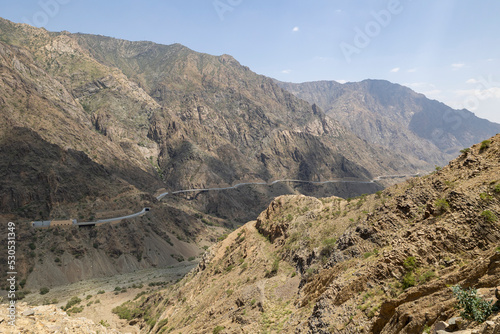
[276,79,500,167]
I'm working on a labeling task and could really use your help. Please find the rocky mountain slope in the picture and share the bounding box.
[0,17,414,224]
[124,134,500,333]
[277,80,500,168]
[0,17,408,293]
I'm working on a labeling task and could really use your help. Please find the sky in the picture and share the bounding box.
[1,0,500,123]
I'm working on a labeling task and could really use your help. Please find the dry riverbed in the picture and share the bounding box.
[0,261,198,333]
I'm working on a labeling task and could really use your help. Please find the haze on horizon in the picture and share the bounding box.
[2,0,499,123]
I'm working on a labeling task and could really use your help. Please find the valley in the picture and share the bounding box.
[0,14,499,334]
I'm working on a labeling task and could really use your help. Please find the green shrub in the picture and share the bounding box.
[67,306,84,314]
[201,218,214,226]
[419,270,436,283]
[403,256,417,272]
[480,193,493,201]
[363,252,374,259]
[134,291,147,300]
[460,148,470,154]
[15,290,30,300]
[452,285,493,323]
[494,183,500,194]
[402,272,416,289]
[434,198,450,213]
[213,326,225,334]
[39,287,50,295]
[217,234,228,242]
[322,238,337,249]
[156,318,169,331]
[480,140,491,151]
[112,304,141,320]
[97,290,105,294]
[99,320,110,328]
[63,296,82,311]
[481,210,498,222]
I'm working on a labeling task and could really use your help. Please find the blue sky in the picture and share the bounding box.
[1,0,500,123]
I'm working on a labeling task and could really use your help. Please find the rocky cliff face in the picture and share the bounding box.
[277,79,500,169]
[128,134,500,333]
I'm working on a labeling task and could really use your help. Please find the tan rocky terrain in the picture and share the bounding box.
[0,302,121,334]
[114,134,500,333]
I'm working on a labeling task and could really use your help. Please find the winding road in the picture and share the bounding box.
[76,208,150,226]
[155,173,419,200]
[32,173,419,228]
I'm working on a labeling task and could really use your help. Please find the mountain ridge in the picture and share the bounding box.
[276,79,500,168]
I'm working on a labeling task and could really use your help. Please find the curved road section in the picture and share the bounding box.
[77,208,151,226]
[32,173,418,228]
[155,174,419,200]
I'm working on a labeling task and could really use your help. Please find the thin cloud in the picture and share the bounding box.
[404,82,436,89]
[407,68,417,73]
[466,78,479,84]
[292,27,299,32]
[455,87,500,99]
[451,63,465,70]
[281,69,292,74]
[390,67,400,73]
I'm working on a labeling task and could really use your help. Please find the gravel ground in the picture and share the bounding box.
[2,261,198,333]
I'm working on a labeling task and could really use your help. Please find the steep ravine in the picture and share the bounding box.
[124,134,500,333]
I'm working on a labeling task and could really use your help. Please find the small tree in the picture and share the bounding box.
[451,285,493,323]
[480,140,491,151]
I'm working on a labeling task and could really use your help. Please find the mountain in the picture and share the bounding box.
[276,79,500,168]
[125,134,500,333]
[0,17,424,292]
[0,17,417,224]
